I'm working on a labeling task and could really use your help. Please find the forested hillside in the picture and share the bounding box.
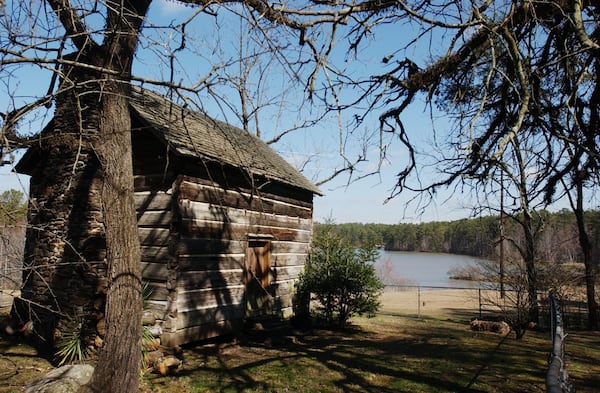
[0,190,27,290]
[317,210,600,262]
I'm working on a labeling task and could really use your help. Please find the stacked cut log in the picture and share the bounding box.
[90,278,108,348]
[89,276,181,375]
[140,307,183,375]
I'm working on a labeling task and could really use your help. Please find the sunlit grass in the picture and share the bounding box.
[141,314,600,393]
[0,339,53,393]
[2,305,599,393]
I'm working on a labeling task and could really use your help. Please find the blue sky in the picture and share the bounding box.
[0,156,473,224]
[0,0,519,224]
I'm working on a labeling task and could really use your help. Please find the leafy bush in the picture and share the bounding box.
[297,225,383,326]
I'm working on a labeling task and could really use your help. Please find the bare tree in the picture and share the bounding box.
[559,158,600,329]
[326,0,600,326]
[0,190,26,292]
[2,1,600,389]
[0,1,412,391]
[496,134,549,324]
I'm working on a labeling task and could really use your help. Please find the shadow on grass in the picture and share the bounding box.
[0,337,53,392]
[144,313,553,393]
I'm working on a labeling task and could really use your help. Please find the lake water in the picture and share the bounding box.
[375,250,487,288]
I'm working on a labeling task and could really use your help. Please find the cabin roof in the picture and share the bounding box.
[129,87,321,195]
[16,87,322,196]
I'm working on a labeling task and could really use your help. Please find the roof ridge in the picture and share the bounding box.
[129,86,322,195]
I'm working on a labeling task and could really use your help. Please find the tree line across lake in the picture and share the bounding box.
[317,210,600,264]
[0,190,27,290]
[2,189,599,267]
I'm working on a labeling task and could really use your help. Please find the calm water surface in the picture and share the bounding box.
[376,250,487,288]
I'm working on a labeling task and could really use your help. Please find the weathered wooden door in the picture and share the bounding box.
[245,239,273,317]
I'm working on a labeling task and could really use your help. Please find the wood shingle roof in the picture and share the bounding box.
[130,87,321,195]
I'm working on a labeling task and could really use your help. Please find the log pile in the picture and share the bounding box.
[88,279,179,375]
[469,319,510,335]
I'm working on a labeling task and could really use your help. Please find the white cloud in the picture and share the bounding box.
[153,0,188,16]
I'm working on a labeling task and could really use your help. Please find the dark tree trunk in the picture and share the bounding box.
[513,137,540,325]
[574,180,598,330]
[78,80,142,393]
[21,47,144,391]
[77,2,151,390]
[523,215,539,325]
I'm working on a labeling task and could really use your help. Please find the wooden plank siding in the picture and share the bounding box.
[135,190,174,331]
[135,191,173,211]
[132,176,312,346]
[15,93,318,349]
[163,320,243,346]
[176,304,245,329]
[178,220,312,242]
[141,262,170,282]
[177,269,245,289]
[169,176,312,343]
[178,178,313,214]
[177,255,244,271]
[177,286,245,311]
[139,228,170,246]
[178,203,313,230]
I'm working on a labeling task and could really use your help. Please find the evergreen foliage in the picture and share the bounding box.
[316,209,600,263]
[297,225,383,326]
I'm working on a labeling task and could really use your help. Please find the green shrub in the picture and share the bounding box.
[297,225,383,326]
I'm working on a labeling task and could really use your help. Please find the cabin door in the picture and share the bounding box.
[245,239,273,317]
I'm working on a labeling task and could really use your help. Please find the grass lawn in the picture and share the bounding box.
[2,302,599,392]
[139,313,599,393]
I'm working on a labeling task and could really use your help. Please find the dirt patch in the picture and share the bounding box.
[379,288,487,319]
[0,340,53,393]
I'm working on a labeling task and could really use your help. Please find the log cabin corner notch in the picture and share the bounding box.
[14,86,322,347]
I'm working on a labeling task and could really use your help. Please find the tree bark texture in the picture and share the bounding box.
[76,2,150,390]
[21,50,144,392]
[78,80,143,393]
[522,212,540,325]
[574,180,598,330]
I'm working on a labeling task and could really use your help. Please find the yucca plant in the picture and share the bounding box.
[141,325,159,371]
[55,283,158,368]
[142,281,153,308]
[55,317,94,366]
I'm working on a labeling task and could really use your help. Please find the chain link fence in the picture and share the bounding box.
[379,285,596,329]
[379,285,502,320]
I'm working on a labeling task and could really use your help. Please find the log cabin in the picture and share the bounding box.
[14,87,321,347]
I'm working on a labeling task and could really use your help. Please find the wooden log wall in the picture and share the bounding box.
[169,176,313,345]
[135,190,174,329]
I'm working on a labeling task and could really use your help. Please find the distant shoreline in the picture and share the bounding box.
[382,248,489,259]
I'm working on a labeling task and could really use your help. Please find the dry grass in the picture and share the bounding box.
[379,288,487,317]
[139,315,600,393]
[0,340,53,393]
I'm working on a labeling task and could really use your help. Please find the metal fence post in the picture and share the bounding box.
[478,288,482,319]
[417,286,421,319]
